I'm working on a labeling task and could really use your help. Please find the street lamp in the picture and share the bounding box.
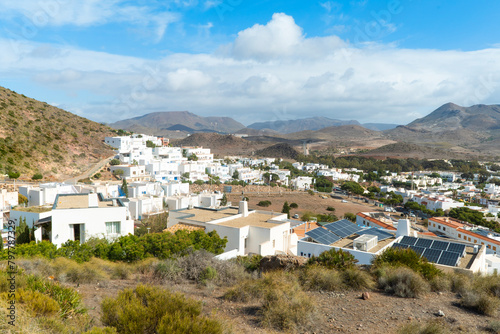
[147,227,151,234]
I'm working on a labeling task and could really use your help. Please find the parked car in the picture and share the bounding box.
[292,214,299,219]
[341,200,348,203]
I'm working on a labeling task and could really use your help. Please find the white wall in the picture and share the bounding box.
[50,206,134,248]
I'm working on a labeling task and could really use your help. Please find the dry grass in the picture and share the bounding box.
[376,266,430,298]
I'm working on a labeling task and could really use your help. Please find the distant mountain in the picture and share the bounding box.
[361,123,400,131]
[0,86,115,180]
[407,103,500,131]
[110,111,245,136]
[247,117,360,134]
[285,125,381,141]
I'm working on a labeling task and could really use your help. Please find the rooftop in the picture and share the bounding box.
[215,212,285,229]
[176,207,240,223]
[13,206,52,213]
[54,194,121,209]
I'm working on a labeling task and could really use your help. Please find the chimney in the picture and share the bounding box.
[239,200,248,217]
[396,219,411,238]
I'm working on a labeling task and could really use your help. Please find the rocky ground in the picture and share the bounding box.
[75,275,496,334]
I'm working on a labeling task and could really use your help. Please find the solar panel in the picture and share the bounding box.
[415,238,433,248]
[356,228,394,241]
[474,229,490,237]
[408,245,425,256]
[422,248,442,263]
[430,240,449,251]
[437,251,460,267]
[305,228,341,245]
[392,243,409,249]
[324,219,364,238]
[447,243,466,256]
[400,236,417,246]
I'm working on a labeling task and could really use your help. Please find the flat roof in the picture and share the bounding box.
[215,212,285,229]
[13,206,52,213]
[329,234,395,253]
[54,194,119,209]
[176,207,240,223]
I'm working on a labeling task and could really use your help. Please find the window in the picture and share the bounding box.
[494,246,497,251]
[106,221,121,234]
[438,226,441,230]
[458,234,461,238]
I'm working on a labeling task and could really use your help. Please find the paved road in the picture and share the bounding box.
[64,155,115,184]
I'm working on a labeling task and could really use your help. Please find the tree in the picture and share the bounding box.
[110,159,121,166]
[188,153,198,161]
[290,202,298,209]
[341,181,364,195]
[135,212,169,237]
[122,179,129,198]
[113,169,124,176]
[31,173,43,180]
[16,217,34,244]
[232,170,239,180]
[220,193,227,206]
[18,193,28,205]
[8,171,20,179]
[145,140,156,148]
[281,201,290,218]
[344,212,356,222]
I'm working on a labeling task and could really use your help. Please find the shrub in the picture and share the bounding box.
[65,261,109,284]
[459,290,499,316]
[326,206,335,211]
[487,320,500,334]
[31,173,43,180]
[341,267,374,290]
[235,254,263,273]
[372,247,441,281]
[85,328,118,334]
[376,266,430,298]
[101,284,223,334]
[307,248,358,270]
[223,279,263,303]
[153,259,182,282]
[259,272,317,332]
[448,271,473,294]
[290,202,298,209]
[299,266,344,291]
[257,200,272,207]
[17,289,60,316]
[430,274,452,292]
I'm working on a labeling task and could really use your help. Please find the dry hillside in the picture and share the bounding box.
[0,86,115,180]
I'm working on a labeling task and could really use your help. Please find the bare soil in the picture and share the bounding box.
[74,276,495,334]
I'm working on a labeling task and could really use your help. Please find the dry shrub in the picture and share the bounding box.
[459,290,499,317]
[377,266,429,298]
[153,259,183,282]
[101,284,223,334]
[15,257,52,277]
[65,261,109,284]
[488,320,500,334]
[223,279,263,303]
[84,327,118,334]
[259,271,317,333]
[341,267,374,291]
[448,271,473,295]
[176,250,249,285]
[299,266,344,291]
[398,319,450,334]
[474,273,500,298]
[16,289,60,317]
[430,274,452,292]
[133,258,158,275]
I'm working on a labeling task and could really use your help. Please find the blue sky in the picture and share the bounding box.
[1,0,500,125]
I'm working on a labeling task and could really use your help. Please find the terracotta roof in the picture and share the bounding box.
[357,212,397,230]
[429,217,465,229]
[292,222,322,238]
[458,228,500,246]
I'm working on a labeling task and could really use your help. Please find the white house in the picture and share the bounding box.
[34,193,134,248]
[19,183,78,207]
[0,189,18,229]
[127,196,165,220]
[292,176,313,190]
[110,165,150,182]
[168,201,298,257]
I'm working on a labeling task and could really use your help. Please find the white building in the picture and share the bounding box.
[127,196,165,220]
[0,189,18,229]
[110,165,150,182]
[34,193,134,248]
[292,176,313,190]
[183,147,214,163]
[168,201,298,257]
[19,183,79,207]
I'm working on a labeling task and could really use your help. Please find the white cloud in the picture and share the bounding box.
[0,0,179,42]
[1,13,500,125]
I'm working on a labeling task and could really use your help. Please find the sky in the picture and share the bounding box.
[1,0,500,126]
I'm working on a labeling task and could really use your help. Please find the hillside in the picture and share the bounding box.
[109,111,245,136]
[286,125,381,141]
[254,143,300,159]
[407,103,500,131]
[248,116,360,133]
[170,133,267,157]
[0,86,115,180]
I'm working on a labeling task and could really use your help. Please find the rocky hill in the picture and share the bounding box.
[0,86,115,180]
[406,103,500,131]
[109,111,245,136]
[254,143,300,160]
[248,116,360,133]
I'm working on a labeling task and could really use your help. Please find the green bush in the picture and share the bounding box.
[257,200,272,207]
[235,254,263,273]
[326,206,335,212]
[372,247,441,281]
[101,284,223,334]
[85,327,118,334]
[376,266,430,298]
[341,267,374,290]
[290,202,298,209]
[16,289,60,317]
[31,173,43,180]
[307,248,358,270]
